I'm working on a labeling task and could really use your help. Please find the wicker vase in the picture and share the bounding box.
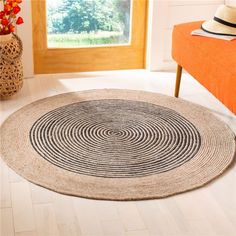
[0,33,23,100]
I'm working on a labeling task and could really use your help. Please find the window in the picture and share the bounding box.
[46,0,132,48]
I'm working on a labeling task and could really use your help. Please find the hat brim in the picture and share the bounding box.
[202,20,236,36]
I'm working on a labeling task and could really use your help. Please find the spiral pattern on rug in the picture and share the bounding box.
[0,89,235,200]
[30,99,201,178]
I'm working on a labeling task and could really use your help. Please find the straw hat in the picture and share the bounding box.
[202,5,236,36]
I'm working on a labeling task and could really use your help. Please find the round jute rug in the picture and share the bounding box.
[0,89,235,200]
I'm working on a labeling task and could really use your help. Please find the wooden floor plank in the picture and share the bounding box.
[0,161,11,208]
[11,182,35,233]
[53,194,82,236]
[0,208,14,236]
[34,203,59,236]
[15,231,38,236]
[30,183,53,204]
[117,202,146,231]
[101,219,126,236]
[125,229,150,236]
[73,198,104,236]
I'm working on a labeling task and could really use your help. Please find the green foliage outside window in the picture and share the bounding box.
[47,0,131,36]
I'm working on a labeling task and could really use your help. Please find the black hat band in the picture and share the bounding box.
[214,16,236,28]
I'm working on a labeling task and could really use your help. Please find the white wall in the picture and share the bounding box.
[17,0,34,78]
[226,0,236,6]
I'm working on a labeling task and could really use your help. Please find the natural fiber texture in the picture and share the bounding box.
[0,34,23,99]
[0,90,235,200]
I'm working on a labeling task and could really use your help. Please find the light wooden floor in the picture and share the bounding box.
[0,70,235,236]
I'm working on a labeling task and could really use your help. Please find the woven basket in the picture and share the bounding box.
[0,33,23,100]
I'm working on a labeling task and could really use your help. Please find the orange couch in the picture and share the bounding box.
[172,21,236,114]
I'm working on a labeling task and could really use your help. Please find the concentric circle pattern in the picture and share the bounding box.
[30,99,201,178]
[1,90,235,200]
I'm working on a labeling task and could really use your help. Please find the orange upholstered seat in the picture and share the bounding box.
[172,21,236,114]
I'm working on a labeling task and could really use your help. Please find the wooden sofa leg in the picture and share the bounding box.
[174,64,183,98]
